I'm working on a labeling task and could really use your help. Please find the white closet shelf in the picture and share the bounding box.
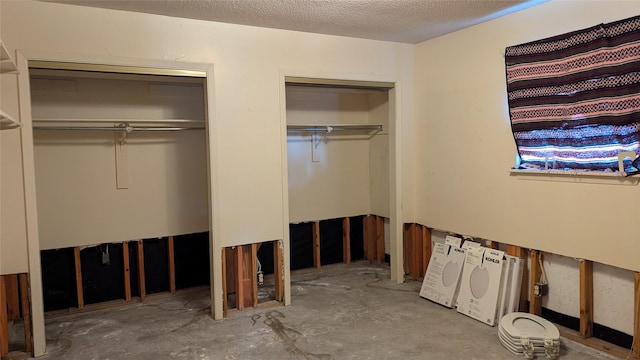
[0,41,18,74]
[287,124,383,133]
[0,109,21,130]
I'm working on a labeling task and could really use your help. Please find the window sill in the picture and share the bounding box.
[509,169,640,185]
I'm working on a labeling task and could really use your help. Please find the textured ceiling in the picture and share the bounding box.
[42,0,543,44]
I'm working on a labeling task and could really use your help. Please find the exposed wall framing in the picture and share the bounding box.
[39,233,209,315]
[414,224,638,357]
[403,223,430,279]
[580,260,594,339]
[0,273,34,356]
[529,249,543,316]
[222,240,284,315]
[363,215,387,265]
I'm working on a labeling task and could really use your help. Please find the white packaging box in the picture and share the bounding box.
[505,255,524,314]
[419,235,466,308]
[497,255,514,321]
[457,247,506,326]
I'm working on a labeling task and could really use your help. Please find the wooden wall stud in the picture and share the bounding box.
[274,240,284,302]
[529,250,542,316]
[313,221,321,268]
[19,273,33,353]
[137,240,146,300]
[122,242,131,302]
[0,276,8,357]
[168,236,176,294]
[73,247,84,309]
[343,217,351,264]
[579,260,594,339]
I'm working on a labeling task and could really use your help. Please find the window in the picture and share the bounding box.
[505,15,640,172]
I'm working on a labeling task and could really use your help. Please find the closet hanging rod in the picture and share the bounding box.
[287,124,383,132]
[32,126,203,132]
[32,118,204,124]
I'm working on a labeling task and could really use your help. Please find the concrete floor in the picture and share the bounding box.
[10,262,616,359]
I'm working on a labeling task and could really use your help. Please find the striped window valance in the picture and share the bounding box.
[505,15,640,171]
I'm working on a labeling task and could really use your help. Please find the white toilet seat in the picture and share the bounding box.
[441,261,460,287]
[500,312,559,340]
[469,265,489,299]
[498,312,560,359]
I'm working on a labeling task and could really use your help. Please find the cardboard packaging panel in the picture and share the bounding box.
[457,247,506,326]
[419,235,465,308]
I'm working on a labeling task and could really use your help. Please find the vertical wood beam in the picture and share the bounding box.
[487,241,499,250]
[235,245,244,310]
[367,215,377,262]
[632,272,640,358]
[137,240,146,300]
[240,245,254,309]
[376,216,385,264]
[18,274,32,354]
[274,240,284,302]
[0,276,8,357]
[4,275,20,322]
[422,226,432,276]
[507,245,529,312]
[312,221,321,268]
[168,236,176,294]
[122,242,131,302]
[402,224,410,275]
[412,224,423,277]
[251,243,258,308]
[342,217,351,264]
[579,260,594,338]
[529,250,542,316]
[221,248,228,316]
[363,216,370,260]
[73,247,84,309]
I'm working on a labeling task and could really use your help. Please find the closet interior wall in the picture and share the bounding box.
[29,68,210,309]
[286,85,391,264]
[31,69,208,249]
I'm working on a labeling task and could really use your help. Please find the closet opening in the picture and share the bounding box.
[284,77,399,280]
[27,62,212,315]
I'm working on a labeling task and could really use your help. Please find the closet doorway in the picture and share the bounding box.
[16,57,217,355]
[282,76,403,286]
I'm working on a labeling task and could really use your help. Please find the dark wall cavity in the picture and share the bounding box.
[143,237,170,294]
[349,215,365,261]
[80,244,124,305]
[257,241,275,275]
[40,248,77,311]
[174,232,210,289]
[320,218,343,265]
[128,241,140,298]
[289,222,314,270]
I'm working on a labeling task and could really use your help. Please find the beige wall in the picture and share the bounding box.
[0,129,29,274]
[286,89,371,222]
[414,0,640,271]
[30,74,208,250]
[0,42,29,274]
[368,91,390,218]
[0,0,414,251]
[286,88,390,223]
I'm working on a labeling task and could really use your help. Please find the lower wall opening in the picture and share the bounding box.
[223,240,284,315]
[39,232,211,314]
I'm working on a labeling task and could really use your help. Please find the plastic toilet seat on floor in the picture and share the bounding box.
[498,312,560,359]
[500,312,559,339]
